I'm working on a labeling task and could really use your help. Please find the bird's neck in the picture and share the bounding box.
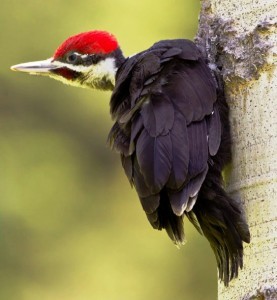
[82,49,126,91]
[82,57,118,91]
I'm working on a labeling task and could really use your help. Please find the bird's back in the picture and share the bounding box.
[109,39,219,237]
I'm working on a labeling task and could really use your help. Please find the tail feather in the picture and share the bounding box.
[150,189,185,246]
[190,180,250,286]
[145,177,249,285]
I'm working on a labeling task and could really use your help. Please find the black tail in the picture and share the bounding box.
[187,173,250,286]
[153,167,250,285]
[146,189,185,247]
[153,173,250,285]
[145,76,250,285]
[159,189,185,246]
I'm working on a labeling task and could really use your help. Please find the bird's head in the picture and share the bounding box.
[11,30,125,90]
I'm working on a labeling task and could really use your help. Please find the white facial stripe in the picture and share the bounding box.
[90,57,117,81]
[51,57,117,89]
[80,54,90,60]
[53,57,116,75]
[83,57,117,88]
[52,60,92,72]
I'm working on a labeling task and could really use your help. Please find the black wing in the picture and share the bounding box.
[108,39,250,286]
[109,39,219,241]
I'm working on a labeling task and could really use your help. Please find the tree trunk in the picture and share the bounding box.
[196,0,277,299]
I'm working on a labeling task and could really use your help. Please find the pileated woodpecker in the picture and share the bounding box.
[11,30,250,285]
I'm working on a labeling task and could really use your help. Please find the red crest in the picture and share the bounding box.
[53,30,119,59]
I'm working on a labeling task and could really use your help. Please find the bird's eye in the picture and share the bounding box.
[66,53,79,64]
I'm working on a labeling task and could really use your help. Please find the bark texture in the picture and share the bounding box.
[196,0,277,299]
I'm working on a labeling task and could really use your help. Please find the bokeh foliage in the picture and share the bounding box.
[1,1,217,299]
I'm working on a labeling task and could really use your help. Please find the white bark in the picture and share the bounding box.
[197,0,277,299]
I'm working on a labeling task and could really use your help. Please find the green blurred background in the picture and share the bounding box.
[1,1,217,299]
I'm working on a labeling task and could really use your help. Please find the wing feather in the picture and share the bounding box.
[150,39,201,61]
[108,39,220,244]
[136,129,172,193]
[167,111,189,190]
[129,53,161,105]
[169,166,208,216]
[133,158,160,215]
[187,120,209,177]
[121,154,133,183]
[140,93,174,137]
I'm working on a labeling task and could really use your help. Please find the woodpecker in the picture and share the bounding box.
[11,30,250,285]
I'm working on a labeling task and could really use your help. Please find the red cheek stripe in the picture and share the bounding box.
[52,68,78,80]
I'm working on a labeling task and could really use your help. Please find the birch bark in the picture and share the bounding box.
[196,1,277,299]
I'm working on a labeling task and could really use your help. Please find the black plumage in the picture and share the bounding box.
[108,39,250,286]
[11,30,251,287]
